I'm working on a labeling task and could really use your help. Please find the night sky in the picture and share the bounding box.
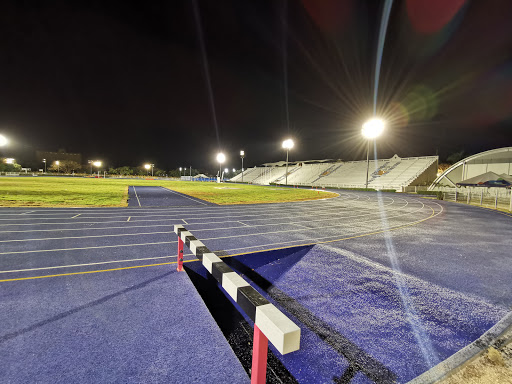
[1,0,511,173]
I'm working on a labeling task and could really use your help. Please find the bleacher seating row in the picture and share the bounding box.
[230,155,438,190]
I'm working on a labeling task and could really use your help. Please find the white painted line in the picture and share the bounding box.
[0,230,174,243]
[127,217,131,222]
[21,211,35,215]
[159,186,208,206]
[182,219,188,224]
[71,214,81,219]
[238,221,249,227]
[133,186,142,207]
[0,241,174,255]
[0,255,181,274]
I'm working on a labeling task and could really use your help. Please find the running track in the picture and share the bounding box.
[0,187,511,383]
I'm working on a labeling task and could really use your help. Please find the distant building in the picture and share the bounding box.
[36,150,82,165]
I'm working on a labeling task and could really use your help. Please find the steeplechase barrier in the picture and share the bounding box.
[173,225,301,384]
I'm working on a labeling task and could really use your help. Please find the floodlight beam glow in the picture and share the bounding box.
[216,153,225,164]
[362,118,385,139]
[0,134,8,147]
[282,139,294,149]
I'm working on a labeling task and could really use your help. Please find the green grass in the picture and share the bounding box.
[0,177,338,207]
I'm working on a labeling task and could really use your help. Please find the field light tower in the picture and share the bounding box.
[240,150,245,183]
[179,167,182,178]
[0,134,8,147]
[42,158,47,173]
[55,160,60,173]
[216,152,225,182]
[144,163,154,176]
[362,118,385,189]
[282,139,294,186]
[93,161,102,177]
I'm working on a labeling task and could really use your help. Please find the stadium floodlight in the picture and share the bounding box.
[362,118,385,188]
[0,134,8,147]
[55,160,60,173]
[217,152,225,182]
[42,158,46,173]
[144,163,154,176]
[362,118,385,139]
[233,168,236,172]
[93,161,102,167]
[225,168,229,173]
[5,158,15,164]
[282,139,294,186]
[240,150,245,183]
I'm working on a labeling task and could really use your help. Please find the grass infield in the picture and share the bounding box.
[0,177,338,207]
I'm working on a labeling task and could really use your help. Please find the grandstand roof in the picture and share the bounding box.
[261,159,338,167]
[429,147,512,190]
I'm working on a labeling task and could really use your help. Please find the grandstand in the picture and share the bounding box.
[230,155,438,191]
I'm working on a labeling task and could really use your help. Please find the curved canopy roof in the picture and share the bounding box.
[429,147,512,190]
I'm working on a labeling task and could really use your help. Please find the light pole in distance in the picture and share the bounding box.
[55,161,60,173]
[282,139,294,186]
[240,150,245,183]
[216,153,225,183]
[144,163,154,176]
[42,159,46,173]
[93,161,102,177]
[361,118,385,189]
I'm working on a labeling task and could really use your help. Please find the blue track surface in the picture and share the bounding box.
[0,190,511,383]
[0,266,248,383]
[128,186,212,207]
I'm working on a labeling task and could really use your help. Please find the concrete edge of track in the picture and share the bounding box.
[408,311,512,383]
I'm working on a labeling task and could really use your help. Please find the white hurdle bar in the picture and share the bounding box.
[173,224,300,383]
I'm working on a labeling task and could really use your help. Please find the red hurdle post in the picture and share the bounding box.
[177,237,184,272]
[251,325,268,384]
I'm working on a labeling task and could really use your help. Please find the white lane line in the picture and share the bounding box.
[0,204,431,254]
[0,241,173,255]
[0,231,173,243]
[0,203,444,275]
[216,205,445,254]
[21,211,36,215]
[127,217,131,222]
[182,219,188,224]
[0,197,403,226]
[0,255,181,274]
[71,214,81,219]
[159,186,208,206]
[0,201,415,242]
[133,186,142,207]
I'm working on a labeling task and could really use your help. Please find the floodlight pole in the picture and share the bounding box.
[240,152,245,183]
[365,140,370,189]
[285,149,289,186]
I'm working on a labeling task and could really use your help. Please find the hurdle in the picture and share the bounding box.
[173,225,301,384]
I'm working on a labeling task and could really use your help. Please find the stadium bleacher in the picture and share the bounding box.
[230,155,438,190]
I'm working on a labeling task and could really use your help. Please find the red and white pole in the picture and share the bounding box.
[177,237,184,272]
[251,325,268,384]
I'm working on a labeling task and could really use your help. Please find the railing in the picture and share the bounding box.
[443,189,512,211]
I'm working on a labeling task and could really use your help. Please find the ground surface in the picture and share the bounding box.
[0,177,336,206]
[0,188,511,383]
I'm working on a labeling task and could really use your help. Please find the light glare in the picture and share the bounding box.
[217,153,225,164]
[93,161,102,167]
[5,158,14,164]
[0,134,7,147]
[362,118,385,139]
[282,139,294,149]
